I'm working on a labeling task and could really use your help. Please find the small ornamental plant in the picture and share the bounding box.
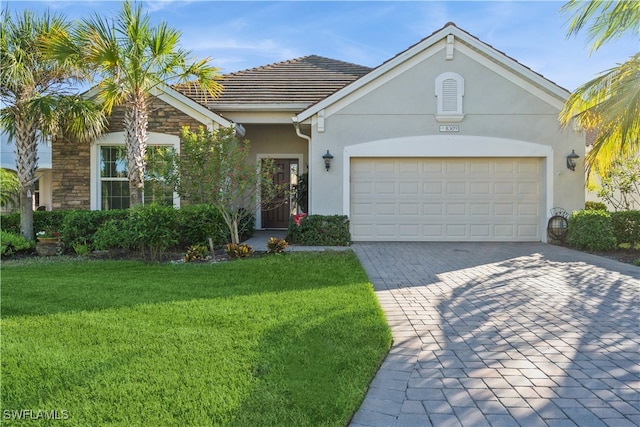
[184,244,209,262]
[266,237,288,254]
[225,243,253,259]
[292,213,307,226]
[37,230,61,239]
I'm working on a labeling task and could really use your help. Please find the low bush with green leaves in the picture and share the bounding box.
[176,204,226,247]
[610,210,640,246]
[128,204,180,261]
[1,211,67,236]
[93,219,136,252]
[585,201,607,211]
[287,214,351,246]
[61,210,128,249]
[567,210,617,251]
[1,231,34,256]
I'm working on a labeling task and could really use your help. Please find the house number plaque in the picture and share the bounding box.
[439,125,459,132]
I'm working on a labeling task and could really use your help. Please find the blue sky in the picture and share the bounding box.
[4,1,639,91]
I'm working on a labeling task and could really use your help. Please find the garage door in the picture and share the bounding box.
[350,158,542,241]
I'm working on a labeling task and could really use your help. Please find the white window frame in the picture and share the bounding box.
[435,72,465,123]
[90,131,181,210]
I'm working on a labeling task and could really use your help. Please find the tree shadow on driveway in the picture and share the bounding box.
[353,242,640,426]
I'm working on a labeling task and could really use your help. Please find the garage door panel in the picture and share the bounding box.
[423,182,443,194]
[470,203,490,215]
[350,157,542,241]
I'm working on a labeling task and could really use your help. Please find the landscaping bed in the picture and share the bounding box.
[1,252,392,426]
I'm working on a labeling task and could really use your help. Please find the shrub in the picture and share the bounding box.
[34,211,67,236]
[61,210,128,249]
[93,219,136,252]
[176,204,226,247]
[225,243,253,259]
[1,211,67,237]
[1,231,34,256]
[128,204,179,261]
[266,237,288,254]
[72,241,91,256]
[567,210,616,251]
[287,215,351,246]
[1,213,20,234]
[184,244,209,262]
[610,210,640,246]
[585,201,607,211]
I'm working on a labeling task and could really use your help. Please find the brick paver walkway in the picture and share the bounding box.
[351,242,639,427]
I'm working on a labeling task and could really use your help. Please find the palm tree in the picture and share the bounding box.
[0,9,106,240]
[45,1,223,207]
[559,0,640,180]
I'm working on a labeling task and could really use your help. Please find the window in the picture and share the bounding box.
[99,145,175,210]
[435,72,464,122]
[92,132,181,210]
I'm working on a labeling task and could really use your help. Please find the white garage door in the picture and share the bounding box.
[350,158,542,241]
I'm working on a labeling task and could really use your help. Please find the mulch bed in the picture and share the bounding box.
[584,248,640,265]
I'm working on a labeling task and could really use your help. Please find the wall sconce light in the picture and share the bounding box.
[566,150,580,171]
[322,150,334,171]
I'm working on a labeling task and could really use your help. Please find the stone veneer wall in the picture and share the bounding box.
[51,96,206,210]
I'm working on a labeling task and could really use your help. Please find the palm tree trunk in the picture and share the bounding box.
[124,90,149,207]
[14,113,38,240]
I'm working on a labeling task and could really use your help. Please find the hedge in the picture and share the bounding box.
[610,210,640,246]
[287,215,351,246]
[1,205,255,253]
[567,210,616,251]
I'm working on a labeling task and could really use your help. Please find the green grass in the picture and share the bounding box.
[1,253,391,426]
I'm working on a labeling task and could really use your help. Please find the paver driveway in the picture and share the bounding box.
[350,242,639,427]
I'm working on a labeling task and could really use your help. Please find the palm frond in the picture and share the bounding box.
[561,0,640,54]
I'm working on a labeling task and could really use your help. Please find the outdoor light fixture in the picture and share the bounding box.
[322,150,334,171]
[566,150,580,171]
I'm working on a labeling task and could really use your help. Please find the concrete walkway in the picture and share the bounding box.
[242,229,350,252]
[351,242,640,427]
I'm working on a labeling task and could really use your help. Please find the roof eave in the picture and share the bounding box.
[208,103,311,112]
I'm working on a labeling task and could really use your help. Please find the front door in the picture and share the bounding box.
[262,158,298,228]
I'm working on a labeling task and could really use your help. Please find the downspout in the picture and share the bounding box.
[292,117,312,213]
[292,117,311,144]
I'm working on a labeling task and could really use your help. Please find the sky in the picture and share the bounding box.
[3,1,639,92]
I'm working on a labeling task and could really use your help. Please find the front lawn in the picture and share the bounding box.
[1,252,391,426]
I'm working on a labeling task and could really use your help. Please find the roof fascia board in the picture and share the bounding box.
[149,85,232,128]
[208,103,309,112]
[219,111,302,124]
[82,84,232,128]
[454,42,566,110]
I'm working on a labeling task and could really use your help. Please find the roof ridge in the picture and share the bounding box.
[223,54,372,77]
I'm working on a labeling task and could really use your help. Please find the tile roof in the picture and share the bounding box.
[175,55,372,110]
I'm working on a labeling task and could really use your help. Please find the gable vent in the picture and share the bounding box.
[442,79,458,112]
[435,72,464,122]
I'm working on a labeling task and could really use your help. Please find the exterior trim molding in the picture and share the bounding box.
[90,131,181,210]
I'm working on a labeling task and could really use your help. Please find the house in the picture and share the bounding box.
[13,22,587,242]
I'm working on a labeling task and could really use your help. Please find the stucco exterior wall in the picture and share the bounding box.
[307,41,585,219]
[243,124,308,169]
